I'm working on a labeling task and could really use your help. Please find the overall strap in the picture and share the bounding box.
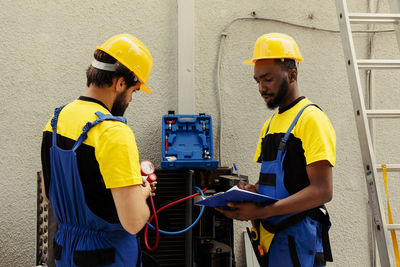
[276,104,318,160]
[72,112,127,152]
[50,105,66,148]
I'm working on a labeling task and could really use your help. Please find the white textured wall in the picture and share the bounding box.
[0,0,178,265]
[1,0,399,266]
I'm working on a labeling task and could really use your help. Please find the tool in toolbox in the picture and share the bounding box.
[336,0,400,265]
[161,111,219,170]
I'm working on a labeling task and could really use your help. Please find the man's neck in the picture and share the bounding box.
[278,85,302,111]
[83,84,115,111]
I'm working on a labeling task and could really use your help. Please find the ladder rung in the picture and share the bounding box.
[387,224,400,230]
[349,13,400,23]
[377,164,400,171]
[365,109,400,118]
[357,59,400,69]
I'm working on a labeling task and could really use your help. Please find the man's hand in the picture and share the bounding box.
[215,202,268,221]
[141,180,152,198]
[150,183,156,197]
[142,177,157,197]
[237,181,258,193]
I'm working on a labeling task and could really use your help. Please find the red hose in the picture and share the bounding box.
[144,195,159,251]
[144,187,207,251]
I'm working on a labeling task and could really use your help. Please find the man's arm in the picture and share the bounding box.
[216,160,332,221]
[111,182,151,234]
[41,168,153,235]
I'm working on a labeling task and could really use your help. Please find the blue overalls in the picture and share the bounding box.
[258,104,332,267]
[49,106,141,267]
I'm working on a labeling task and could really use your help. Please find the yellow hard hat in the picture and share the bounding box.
[97,34,153,94]
[243,33,303,65]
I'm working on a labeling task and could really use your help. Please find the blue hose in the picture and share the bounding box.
[146,186,206,235]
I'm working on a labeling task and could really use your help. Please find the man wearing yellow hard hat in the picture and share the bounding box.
[40,34,155,266]
[217,33,336,266]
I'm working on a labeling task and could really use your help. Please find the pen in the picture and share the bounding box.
[233,163,241,181]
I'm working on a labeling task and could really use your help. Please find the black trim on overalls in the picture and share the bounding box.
[314,252,326,266]
[53,239,62,260]
[309,207,333,262]
[288,235,301,267]
[259,173,276,186]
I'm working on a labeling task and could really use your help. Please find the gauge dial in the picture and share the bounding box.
[140,160,155,175]
[147,173,157,183]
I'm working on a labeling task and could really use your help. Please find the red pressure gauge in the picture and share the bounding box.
[140,160,157,183]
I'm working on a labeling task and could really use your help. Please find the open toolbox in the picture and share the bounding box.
[161,111,219,170]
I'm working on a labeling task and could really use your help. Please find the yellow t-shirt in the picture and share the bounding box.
[41,97,142,223]
[254,97,336,194]
[43,99,142,188]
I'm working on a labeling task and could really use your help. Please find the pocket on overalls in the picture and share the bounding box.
[268,218,318,267]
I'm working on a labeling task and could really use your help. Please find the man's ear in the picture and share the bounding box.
[115,77,125,93]
[288,69,297,83]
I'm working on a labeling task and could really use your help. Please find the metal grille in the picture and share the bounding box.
[36,171,56,267]
[36,171,49,265]
[140,170,193,267]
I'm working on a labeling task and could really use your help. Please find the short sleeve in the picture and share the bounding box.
[298,109,336,166]
[95,124,143,188]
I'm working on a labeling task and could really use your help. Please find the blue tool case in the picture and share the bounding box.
[161,113,219,170]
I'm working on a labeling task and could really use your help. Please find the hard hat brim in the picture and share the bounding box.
[140,83,152,95]
[242,59,255,65]
[242,57,304,65]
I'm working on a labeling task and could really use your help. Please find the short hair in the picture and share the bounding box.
[274,59,297,71]
[86,49,138,88]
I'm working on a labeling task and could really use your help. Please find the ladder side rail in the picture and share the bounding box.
[376,164,400,233]
[384,0,400,245]
[336,0,393,266]
[388,0,400,51]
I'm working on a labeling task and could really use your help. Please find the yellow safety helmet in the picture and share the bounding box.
[97,33,153,94]
[243,33,303,65]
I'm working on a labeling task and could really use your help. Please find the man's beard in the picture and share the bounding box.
[111,90,128,116]
[265,77,289,110]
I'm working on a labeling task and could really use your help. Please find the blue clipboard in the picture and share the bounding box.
[195,186,278,208]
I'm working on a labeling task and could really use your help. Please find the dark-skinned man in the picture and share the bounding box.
[41,34,156,266]
[217,33,336,266]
